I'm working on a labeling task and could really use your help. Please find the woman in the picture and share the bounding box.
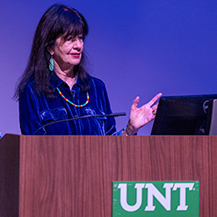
[15,4,161,135]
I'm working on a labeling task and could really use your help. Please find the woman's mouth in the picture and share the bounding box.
[71,53,81,58]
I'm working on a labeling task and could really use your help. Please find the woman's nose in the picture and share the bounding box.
[73,38,83,50]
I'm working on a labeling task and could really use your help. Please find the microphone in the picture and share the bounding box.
[33,112,126,135]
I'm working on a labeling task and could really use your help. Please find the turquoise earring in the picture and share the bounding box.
[49,57,54,71]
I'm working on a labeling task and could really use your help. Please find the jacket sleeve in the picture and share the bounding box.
[19,84,46,135]
[99,81,117,135]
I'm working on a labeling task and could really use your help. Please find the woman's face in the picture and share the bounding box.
[50,34,84,71]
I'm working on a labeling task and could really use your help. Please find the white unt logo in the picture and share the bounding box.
[118,183,195,212]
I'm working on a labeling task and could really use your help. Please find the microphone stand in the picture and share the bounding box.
[33,112,126,135]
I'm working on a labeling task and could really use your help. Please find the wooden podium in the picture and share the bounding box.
[0,134,216,217]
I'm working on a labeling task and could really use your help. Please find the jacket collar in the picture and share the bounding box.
[50,72,82,90]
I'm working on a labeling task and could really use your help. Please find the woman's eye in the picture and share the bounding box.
[66,37,73,41]
[65,35,83,42]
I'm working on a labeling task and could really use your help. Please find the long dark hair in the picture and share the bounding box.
[14,4,89,99]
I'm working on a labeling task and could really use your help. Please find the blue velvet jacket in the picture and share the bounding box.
[19,73,117,135]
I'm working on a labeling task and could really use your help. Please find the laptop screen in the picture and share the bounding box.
[151,94,217,135]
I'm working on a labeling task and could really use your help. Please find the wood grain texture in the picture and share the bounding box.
[209,136,217,217]
[0,135,216,217]
[149,136,210,216]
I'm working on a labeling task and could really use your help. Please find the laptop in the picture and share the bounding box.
[151,94,217,135]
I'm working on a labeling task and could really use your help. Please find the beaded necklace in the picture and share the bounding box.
[57,87,89,108]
